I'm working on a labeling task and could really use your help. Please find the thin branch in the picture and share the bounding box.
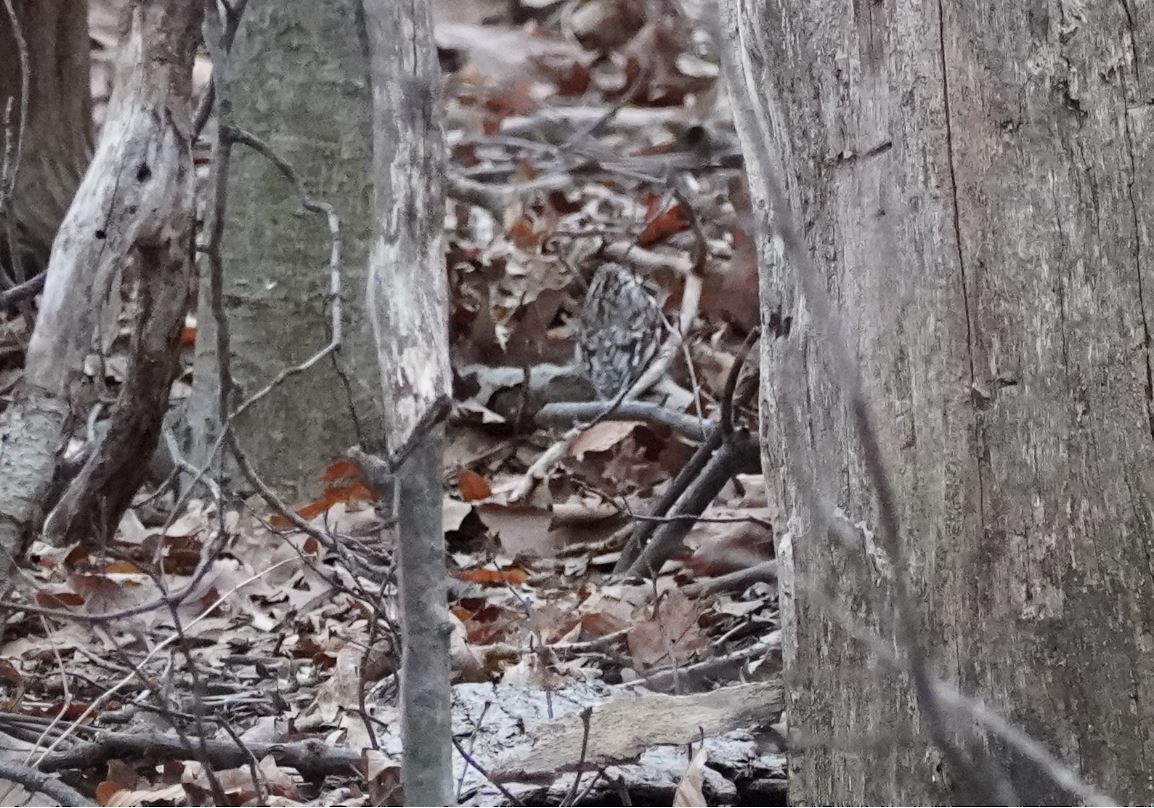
[563,707,594,806]
[0,269,43,308]
[806,586,1114,807]
[536,401,712,441]
[451,736,525,806]
[0,760,87,806]
[720,327,760,438]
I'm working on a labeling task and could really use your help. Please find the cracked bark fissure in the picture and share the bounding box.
[936,0,987,528]
[724,0,1154,802]
[1119,96,1154,443]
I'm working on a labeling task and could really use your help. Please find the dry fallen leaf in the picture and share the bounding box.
[456,468,493,501]
[627,588,708,670]
[567,420,641,460]
[672,746,709,807]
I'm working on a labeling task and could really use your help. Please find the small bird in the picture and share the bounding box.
[576,263,665,399]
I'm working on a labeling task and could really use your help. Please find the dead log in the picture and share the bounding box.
[492,680,783,782]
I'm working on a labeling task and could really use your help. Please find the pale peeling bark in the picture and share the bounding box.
[0,0,201,559]
[724,0,1154,803]
[361,1,453,804]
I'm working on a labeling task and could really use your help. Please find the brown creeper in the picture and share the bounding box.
[576,263,664,399]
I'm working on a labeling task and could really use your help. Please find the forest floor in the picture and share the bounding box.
[0,1,783,805]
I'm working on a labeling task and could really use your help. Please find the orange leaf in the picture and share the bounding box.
[104,560,144,574]
[320,457,361,483]
[506,214,540,250]
[452,567,529,586]
[35,591,84,609]
[180,324,198,346]
[323,481,376,505]
[95,781,121,807]
[292,500,329,522]
[638,203,689,247]
[270,482,377,527]
[0,659,21,685]
[456,469,492,502]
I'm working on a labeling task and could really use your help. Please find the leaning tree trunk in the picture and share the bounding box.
[0,0,91,291]
[0,0,202,558]
[359,0,453,803]
[184,0,382,499]
[724,0,1154,804]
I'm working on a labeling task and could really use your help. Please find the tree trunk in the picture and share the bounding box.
[724,0,1154,803]
[0,0,91,283]
[184,0,382,498]
[361,0,452,802]
[0,0,201,558]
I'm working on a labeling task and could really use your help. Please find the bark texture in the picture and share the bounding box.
[184,0,380,497]
[0,0,201,558]
[0,0,92,281]
[724,0,1154,803]
[362,0,452,803]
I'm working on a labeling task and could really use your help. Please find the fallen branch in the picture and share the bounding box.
[492,680,781,782]
[536,401,711,441]
[0,760,87,806]
[0,269,42,308]
[618,331,762,577]
[38,730,361,778]
[683,560,778,598]
[627,634,782,694]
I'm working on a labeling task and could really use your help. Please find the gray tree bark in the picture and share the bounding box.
[724,0,1154,803]
[361,0,452,803]
[0,0,92,283]
[0,0,201,561]
[185,0,382,498]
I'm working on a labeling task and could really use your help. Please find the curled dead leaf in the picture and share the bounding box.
[456,468,493,501]
[672,746,709,806]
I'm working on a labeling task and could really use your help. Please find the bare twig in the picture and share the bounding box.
[0,269,43,308]
[720,327,760,438]
[536,401,712,441]
[39,728,362,778]
[617,326,764,578]
[562,707,594,807]
[682,561,778,597]
[0,760,87,807]
[806,587,1114,806]
[193,0,248,137]
[451,736,525,806]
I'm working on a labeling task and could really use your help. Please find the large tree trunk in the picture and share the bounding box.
[0,0,91,283]
[724,0,1154,803]
[360,0,452,802]
[0,0,201,558]
[184,0,382,498]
